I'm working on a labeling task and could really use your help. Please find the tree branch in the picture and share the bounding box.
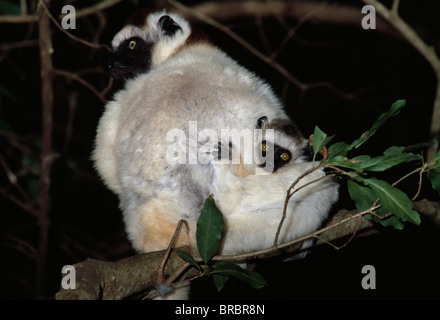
[361,0,440,161]
[53,69,107,103]
[55,246,199,300]
[37,0,55,298]
[0,0,124,24]
[167,0,382,113]
[180,0,392,34]
[55,199,439,300]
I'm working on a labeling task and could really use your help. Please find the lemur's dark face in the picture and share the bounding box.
[108,15,183,81]
[108,36,152,80]
[256,117,312,173]
[259,140,293,172]
[214,117,312,174]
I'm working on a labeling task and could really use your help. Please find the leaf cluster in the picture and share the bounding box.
[177,195,267,292]
[177,99,440,293]
[314,100,439,229]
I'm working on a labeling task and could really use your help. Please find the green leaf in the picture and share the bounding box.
[368,215,404,230]
[434,150,440,162]
[326,155,364,172]
[358,153,420,172]
[176,250,202,272]
[312,126,335,162]
[327,141,350,159]
[347,180,404,229]
[212,274,229,292]
[428,149,440,195]
[347,179,377,212]
[208,261,267,289]
[429,170,440,196]
[363,177,421,225]
[328,150,420,173]
[196,195,224,264]
[349,99,406,150]
[383,146,405,156]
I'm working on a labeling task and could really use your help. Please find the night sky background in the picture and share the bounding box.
[0,0,439,300]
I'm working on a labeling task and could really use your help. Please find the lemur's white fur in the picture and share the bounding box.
[93,11,338,299]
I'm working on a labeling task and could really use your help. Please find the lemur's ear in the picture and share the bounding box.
[158,15,182,36]
[256,116,268,130]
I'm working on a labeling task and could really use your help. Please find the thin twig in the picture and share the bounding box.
[412,162,429,201]
[156,219,188,285]
[167,0,362,103]
[391,0,400,16]
[53,69,107,103]
[361,0,440,162]
[0,186,38,217]
[39,0,111,51]
[273,163,322,247]
[0,39,39,51]
[75,0,124,19]
[389,162,429,201]
[314,212,363,250]
[325,165,358,179]
[210,204,382,262]
[37,0,54,298]
[0,0,123,23]
[0,154,36,209]
[270,1,328,60]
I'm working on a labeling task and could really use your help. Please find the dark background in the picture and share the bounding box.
[0,0,439,300]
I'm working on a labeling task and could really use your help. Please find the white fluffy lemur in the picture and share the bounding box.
[94,10,338,299]
[214,118,339,256]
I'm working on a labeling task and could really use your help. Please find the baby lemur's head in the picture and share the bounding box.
[212,116,338,255]
[254,116,312,174]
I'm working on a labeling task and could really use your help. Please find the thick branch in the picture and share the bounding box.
[55,246,198,300]
[179,0,392,35]
[55,199,438,300]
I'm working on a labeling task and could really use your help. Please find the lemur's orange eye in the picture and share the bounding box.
[280,152,290,161]
[261,143,267,151]
[129,40,136,50]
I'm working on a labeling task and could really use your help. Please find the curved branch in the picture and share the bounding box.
[55,246,198,300]
[361,0,440,162]
[168,0,377,109]
[55,199,439,300]
[53,69,107,103]
[0,0,124,24]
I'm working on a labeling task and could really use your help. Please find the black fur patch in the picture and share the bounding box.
[256,116,268,129]
[302,143,314,161]
[259,140,292,173]
[159,15,182,36]
[108,37,152,80]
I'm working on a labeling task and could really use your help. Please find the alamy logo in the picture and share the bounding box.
[361,5,376,30]
[61,5,76,30]
[61,265,76,289]
[165,122,276,174]
[361,265,376,289]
